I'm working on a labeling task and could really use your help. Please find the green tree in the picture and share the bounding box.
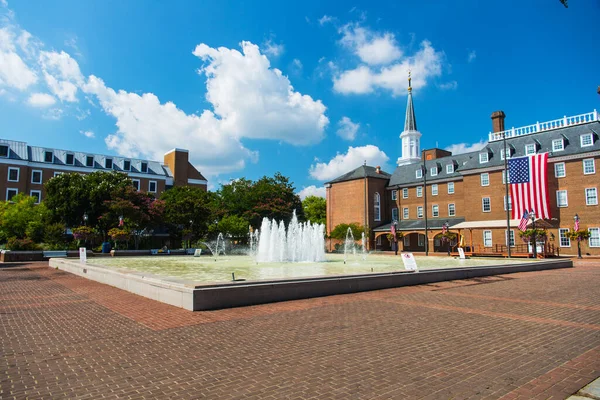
[329,223,368,241]
[302,196,326,226]
[216,215,250,242]
[0,194,50,242]
[161,186,213,244]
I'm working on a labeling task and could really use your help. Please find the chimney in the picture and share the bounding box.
[491,111,506,133]
[376,166,381,174]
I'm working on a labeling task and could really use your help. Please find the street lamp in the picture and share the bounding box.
[422,163,429,256]
[392,220,399,255]
[443,221,450,256]
[529,210,537,258]
[574,214,582,259]
[83,212,88,226]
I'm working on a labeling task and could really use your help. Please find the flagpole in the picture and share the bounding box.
[503,132,512,258]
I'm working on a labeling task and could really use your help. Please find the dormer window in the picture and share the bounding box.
[500,148,513,160]
[415,169,422,179]
[0,145,8,158]
[525,144,536,155]
[552,139,564,152]
[123,160,131,171]
[430,166,438,177]
[86,156,94,167]
[105,158,113,169]
[44,151,54,163]
[141,162,148,173]
[446,164,454,174]
[580,133,593,147]
[65,153,74,165]
[479,152,489,164]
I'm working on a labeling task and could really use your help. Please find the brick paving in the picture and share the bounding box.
[1,261,599,399]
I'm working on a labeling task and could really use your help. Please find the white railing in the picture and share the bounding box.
[489,110,598,142]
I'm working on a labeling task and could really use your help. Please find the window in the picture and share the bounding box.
[505,230,515,247]
[123,160,131,171]
[0,144,8,157]
[432,205,439,217]
[7,167,19,182]
[447,182,455,194]
[556,190,568,207]
[6,188,18,201]
[132,179,140,191]
[105,158,113,169]
[500,148,512,160]
[483,230,492,247]
[149,181,157,193]
[585,188,598,205]
[446,164,454,174]
[525,144,536,155]
[86,155,94,167]
[480,173,489,186]
[392,208,398,221]
[583,159,595,175]
[44,151,53,163]
[589,228,600,247]
[554,162,566,178]
[374,192,381,221]
[504,195,512,211]
[580,133,593,147]
[416,186,423,197]
[404,235,410,246]
[141,162,148,173]
[558,228,570,247]
[31,170,42,184]
[418,234,425,247]
[431,184,438,196]
[552,139,564,152]
[482,197,491,212]
[53,172,63,177]
[403,207,409,219]
[30,190,41,204]
[65,153,74,165]
[430,166,438,177]
[502,170,510,184]
[479,152,489,163]
[448,203,455,216]
[402,188,408,199]
[417,206,423,218]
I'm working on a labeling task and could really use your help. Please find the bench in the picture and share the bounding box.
[150,249,170,255]
[43,250,68,258]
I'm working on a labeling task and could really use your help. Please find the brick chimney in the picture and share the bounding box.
[491,111,506,133]
[375,166,381,174]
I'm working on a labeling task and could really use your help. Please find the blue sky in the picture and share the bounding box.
[1,0,599,198]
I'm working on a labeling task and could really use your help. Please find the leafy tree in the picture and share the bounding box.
[302,196,326,226]
[329,223,368,241]
[216,215,250,242]
[161,186,213,244]
[44,173,88,227]
[0,194,50,242]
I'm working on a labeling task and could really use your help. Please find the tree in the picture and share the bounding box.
[0,194,50,242]
[329,223,368,241]
[161,186,213,244]
[302,196,326,226]
[216,215,250,242]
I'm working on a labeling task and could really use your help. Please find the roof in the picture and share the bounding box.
[404,90,417,132]
[373,217,466,232]
[450,218,552,230]
[326,165,391,185]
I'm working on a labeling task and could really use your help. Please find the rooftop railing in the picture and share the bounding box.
[489,110,599,142]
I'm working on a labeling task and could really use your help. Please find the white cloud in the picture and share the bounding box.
[290,58,303,75]
[39,50,84,102]
[444,139,487,155]
[333,40,443,96]
[298,185,326,200]
[309,145,389,181]
[0,27,38,90]
[80,130,95,138]
[43,108,64,120]
[262,39,284,58]
[339,23,402,66]
[319,15,333,25]
[0,0,7,7]
[26,92,55,107]
[336,116,359,140]
[467,50,476,63]
[439,80,458,90]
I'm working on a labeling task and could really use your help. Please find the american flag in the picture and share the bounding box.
[518,209,529,231]
[391,223,396,236]
[508,153,551,220]
[574,218,580,232]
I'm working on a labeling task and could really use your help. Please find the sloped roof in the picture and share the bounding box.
[326,165,391,185]
[373,217,466,232]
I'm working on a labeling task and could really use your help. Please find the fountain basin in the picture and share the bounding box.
[49,255,572,311]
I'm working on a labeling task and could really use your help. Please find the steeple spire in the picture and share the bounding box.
[397,69,422,166]
[404,69,417,132]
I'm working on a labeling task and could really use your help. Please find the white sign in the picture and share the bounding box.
[401,252,418,272]
[79,247,87,264]
[194,249,202,257]
[457,247,466,259]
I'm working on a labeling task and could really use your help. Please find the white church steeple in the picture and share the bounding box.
[397,70,422,166]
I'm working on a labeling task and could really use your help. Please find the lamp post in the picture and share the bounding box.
[502,131,512,258]
[530,210,537,258]
[392,221,398,255]
[422,163,429,256]
[443,221,450,256]
[83,212,88,226]
[574,214,582,259]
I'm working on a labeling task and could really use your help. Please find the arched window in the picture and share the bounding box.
[374,192,381,221]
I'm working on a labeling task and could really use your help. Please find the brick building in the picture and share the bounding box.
[0,140,207,203]
[326,74,600,256]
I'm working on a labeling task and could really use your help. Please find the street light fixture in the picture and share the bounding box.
[83,212,88,226]
[574,214,582,259]
[529,210,537,258]
[422,163,429,256]
[443,221,450,256]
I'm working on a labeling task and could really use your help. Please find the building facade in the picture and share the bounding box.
[326,78,600,256]
[0,140,207,203]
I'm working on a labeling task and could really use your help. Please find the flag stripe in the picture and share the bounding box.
[508,153,551,220]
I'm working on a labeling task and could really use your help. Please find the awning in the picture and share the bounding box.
[450,218,553,230]
[373,217,466,232]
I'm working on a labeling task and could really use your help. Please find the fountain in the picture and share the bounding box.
[361,232,368,261]
[255,210,325,263]
[343,227,356,264]
[199,233,227,261]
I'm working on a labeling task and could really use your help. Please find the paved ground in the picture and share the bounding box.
[1,260,599,400]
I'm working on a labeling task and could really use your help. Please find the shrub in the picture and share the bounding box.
[6,237,40,251]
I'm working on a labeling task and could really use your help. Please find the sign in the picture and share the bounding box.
[457,247,466,260]
[79,247,87,264]
[194,249,202,257]
[401,252,418,272]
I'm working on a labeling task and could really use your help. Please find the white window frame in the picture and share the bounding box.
[589,228,600,247]
[402,188,408,199]
[418,234,425,247]
[483,230,492,247]
[482,197,491,213]
[31,169,42,184]
[502,170,510,184]
[404,235,410,246]
[448,203,455,216]
[417,206,423,219]
[374,192,381,221]
[141,162,148,173]
[392,208,398,222]
[44,151,54,163]
[479,152,489,164]
[7,167,19,182]
[580,133,593,147]
[0,144,8,158]
[65,153,75,165]
[86,155,94,167]
[480,173,489,187]
[554,162,566,178]
[432,204,439,217]
[105,158,113,169]
[416,186,423,198]
[53,172,63,177]
[430,166,438,177]
[446,164,454,174]
[431,184,438,196]
[504,195,512,211]
[585,187,598,206]
[415,169,422,179]
[525,144,536,155]
[148,180,157,193]
[123,159,131,171]
[556,190,568,207]
[132,179,140,191]
[500,148,512,160]
[558,228,570,247]
[30,190,41,204]
[552,139,564,152]
[583,159,595,175]
[447,182,455,194]
[403,207,409,220]
[391,190,397,201]
[6,188,18,201]
[504,229,515,247]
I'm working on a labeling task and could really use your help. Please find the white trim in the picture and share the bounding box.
[448,203,455,216]
[585,187,598,206]
[417,206,423,219]
[432,204,439,217]
[558,228,571,247]
[430,166,438,176]
[31,169,42,184]
[447,182,455,194]
[44,150,54,163]
[6,188,18,201]
[552,138,564,152]
[402,188,408,199]
[580,133,593,147]
[525,143,536,155]
[416,186,423,198]
[374,192,381,222]
[504,229,515,247]
[431,184,438,196]
[480,172,489,186]
[164,148,189,155]
[482,197,491,212]
[583,158,595,175]
[554,162,566,178]
[65,153,75,165]
[7,166,19,182]
[402,207,409,220]
[131,179,140,191]
[148,180,158,193]
[30,190,41,204]
[140,162,148,173]
[392,207,398,222]
[556,190,568,207]
[446,164,454,174]
[105,158,113,169]
[187,178,207,185]
[85,155,94,167]
[123,159,131,171]
[479,152,489,164]
[483,230,492,247]
[589,227,600,247]
[0,144,9,158]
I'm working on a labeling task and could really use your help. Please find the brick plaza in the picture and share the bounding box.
[1,261,599,399]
